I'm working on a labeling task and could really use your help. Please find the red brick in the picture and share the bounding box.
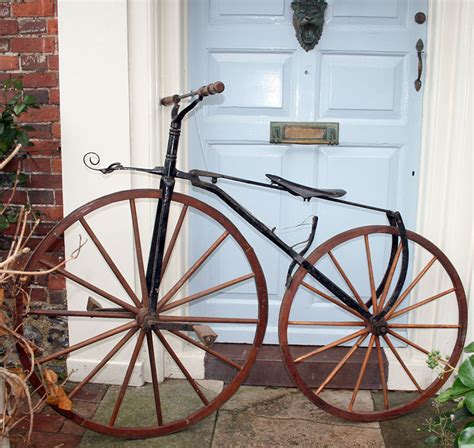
[47,54,58,70]
[0,55,18,70]
[18,18,47,34]
[35,205,63,221]
[14,412,65,433]
[22,105,59,123]
[20,53,47,71]
[21,72,57,88]
[29,125,52,139]
[28,173,62,189]
[47,17,57,34]
[51,121,60,138]
[29,431,82,448]
[0,3,10,18]
[28,189,54,204]
[24,157,51,173]
[69,383,108,403]
[1,190,27,204]
[12,0,55,18]
[55,189,63,205]
[24,88,49,104]
[0,38,9,52]
[60,419,86,436]
[28,140,60,156]
[48,273,66,290]
[0,20,19,36]
[30,287,47,301]
[10,37,55,53]
[49,87,59,104]
[51,157,61,173]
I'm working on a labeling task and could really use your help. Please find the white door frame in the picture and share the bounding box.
[58,0,473,386]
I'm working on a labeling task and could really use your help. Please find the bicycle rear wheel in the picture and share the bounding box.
[279,225,467,421]
[16,189,267,438]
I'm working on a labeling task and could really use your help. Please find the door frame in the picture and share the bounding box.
[58,0,473,387]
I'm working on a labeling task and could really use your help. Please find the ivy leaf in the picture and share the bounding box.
[23,95,36,106]
[13,103,26,116]
[465,391,474,414]
[0,215,9,232]
[13,79,23,90]
[424,435,441,446]
[0,122,4,135]
[457,423,474,448]
[17,130,29,147]
[465,343,474,353]
[459,357,474,388]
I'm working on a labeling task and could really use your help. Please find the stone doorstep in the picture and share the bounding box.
[205,343,388,388]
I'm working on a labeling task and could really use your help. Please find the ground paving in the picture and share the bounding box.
[9,382,437,447]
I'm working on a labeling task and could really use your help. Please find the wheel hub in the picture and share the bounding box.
[136,308,157,330]
[370,317,388,336]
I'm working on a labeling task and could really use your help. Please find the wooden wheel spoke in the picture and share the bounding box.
[37,321,137,364]
[288,321,365,327]
[328,250,368,312]
[155,330,209,406]
[302,281,364,320]
[109,330,146,426]
[294,328,369,364]
[382,334,422,393]
[157,230,230,312]
[364,235,378,313]
[389,324,461,329]
[348,335,376,412]
[80,217,141,308]
[387,330,431,358]
[68,328,138,400]
[378,243,402,311]
[385,256,437,319]
[374,337,389,410]
[161,205,188,280]
[169,330,242,371]
[389,288,456,320]
[161,273,255,313]
[130,199,148,306]
[315,333,368,396]
[27,309,134,319]
[146,332,163,425]
[158,316,258,325]
[39,260,137,314]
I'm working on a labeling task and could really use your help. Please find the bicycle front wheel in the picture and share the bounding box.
[16,189,267,438]
[279,225,467,422]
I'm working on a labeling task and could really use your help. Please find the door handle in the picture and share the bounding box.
[415,38,424,91]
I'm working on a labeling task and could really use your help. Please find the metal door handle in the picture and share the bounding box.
[415,38,424,91]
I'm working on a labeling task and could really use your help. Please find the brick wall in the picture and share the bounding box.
[1,0,62,249]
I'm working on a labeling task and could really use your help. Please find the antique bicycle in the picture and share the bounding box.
[15,82,467,438]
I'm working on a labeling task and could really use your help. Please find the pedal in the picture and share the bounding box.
[87,297,103,311]
[192,325,218,347]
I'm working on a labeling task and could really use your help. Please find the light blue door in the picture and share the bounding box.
[188,0,428,344]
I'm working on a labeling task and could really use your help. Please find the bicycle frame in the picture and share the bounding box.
[85,95,410,326]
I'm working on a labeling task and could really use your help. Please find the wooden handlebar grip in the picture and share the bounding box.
[160,94,179,106]
[197,81,225,97]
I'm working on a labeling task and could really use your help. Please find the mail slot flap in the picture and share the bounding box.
[270,122,339,145]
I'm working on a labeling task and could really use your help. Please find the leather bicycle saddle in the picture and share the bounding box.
[266,174,346,200]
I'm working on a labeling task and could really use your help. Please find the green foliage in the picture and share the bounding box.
[0,78,38,156]
[420,344,474,447]
[0,78,38,233]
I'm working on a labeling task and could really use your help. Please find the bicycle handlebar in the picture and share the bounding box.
[160,81,225,106]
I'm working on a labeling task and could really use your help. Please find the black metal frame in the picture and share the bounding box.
[84,95,409,324]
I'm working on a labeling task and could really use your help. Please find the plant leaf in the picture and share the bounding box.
[424,435,441,446]
[457,424,474,448]
[465,343,474,353]
[459,357,474,388]
[465,391,474,414]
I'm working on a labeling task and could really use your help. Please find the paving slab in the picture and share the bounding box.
[79,380,217,448]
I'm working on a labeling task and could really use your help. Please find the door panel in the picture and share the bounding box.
[188,0,427,344]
